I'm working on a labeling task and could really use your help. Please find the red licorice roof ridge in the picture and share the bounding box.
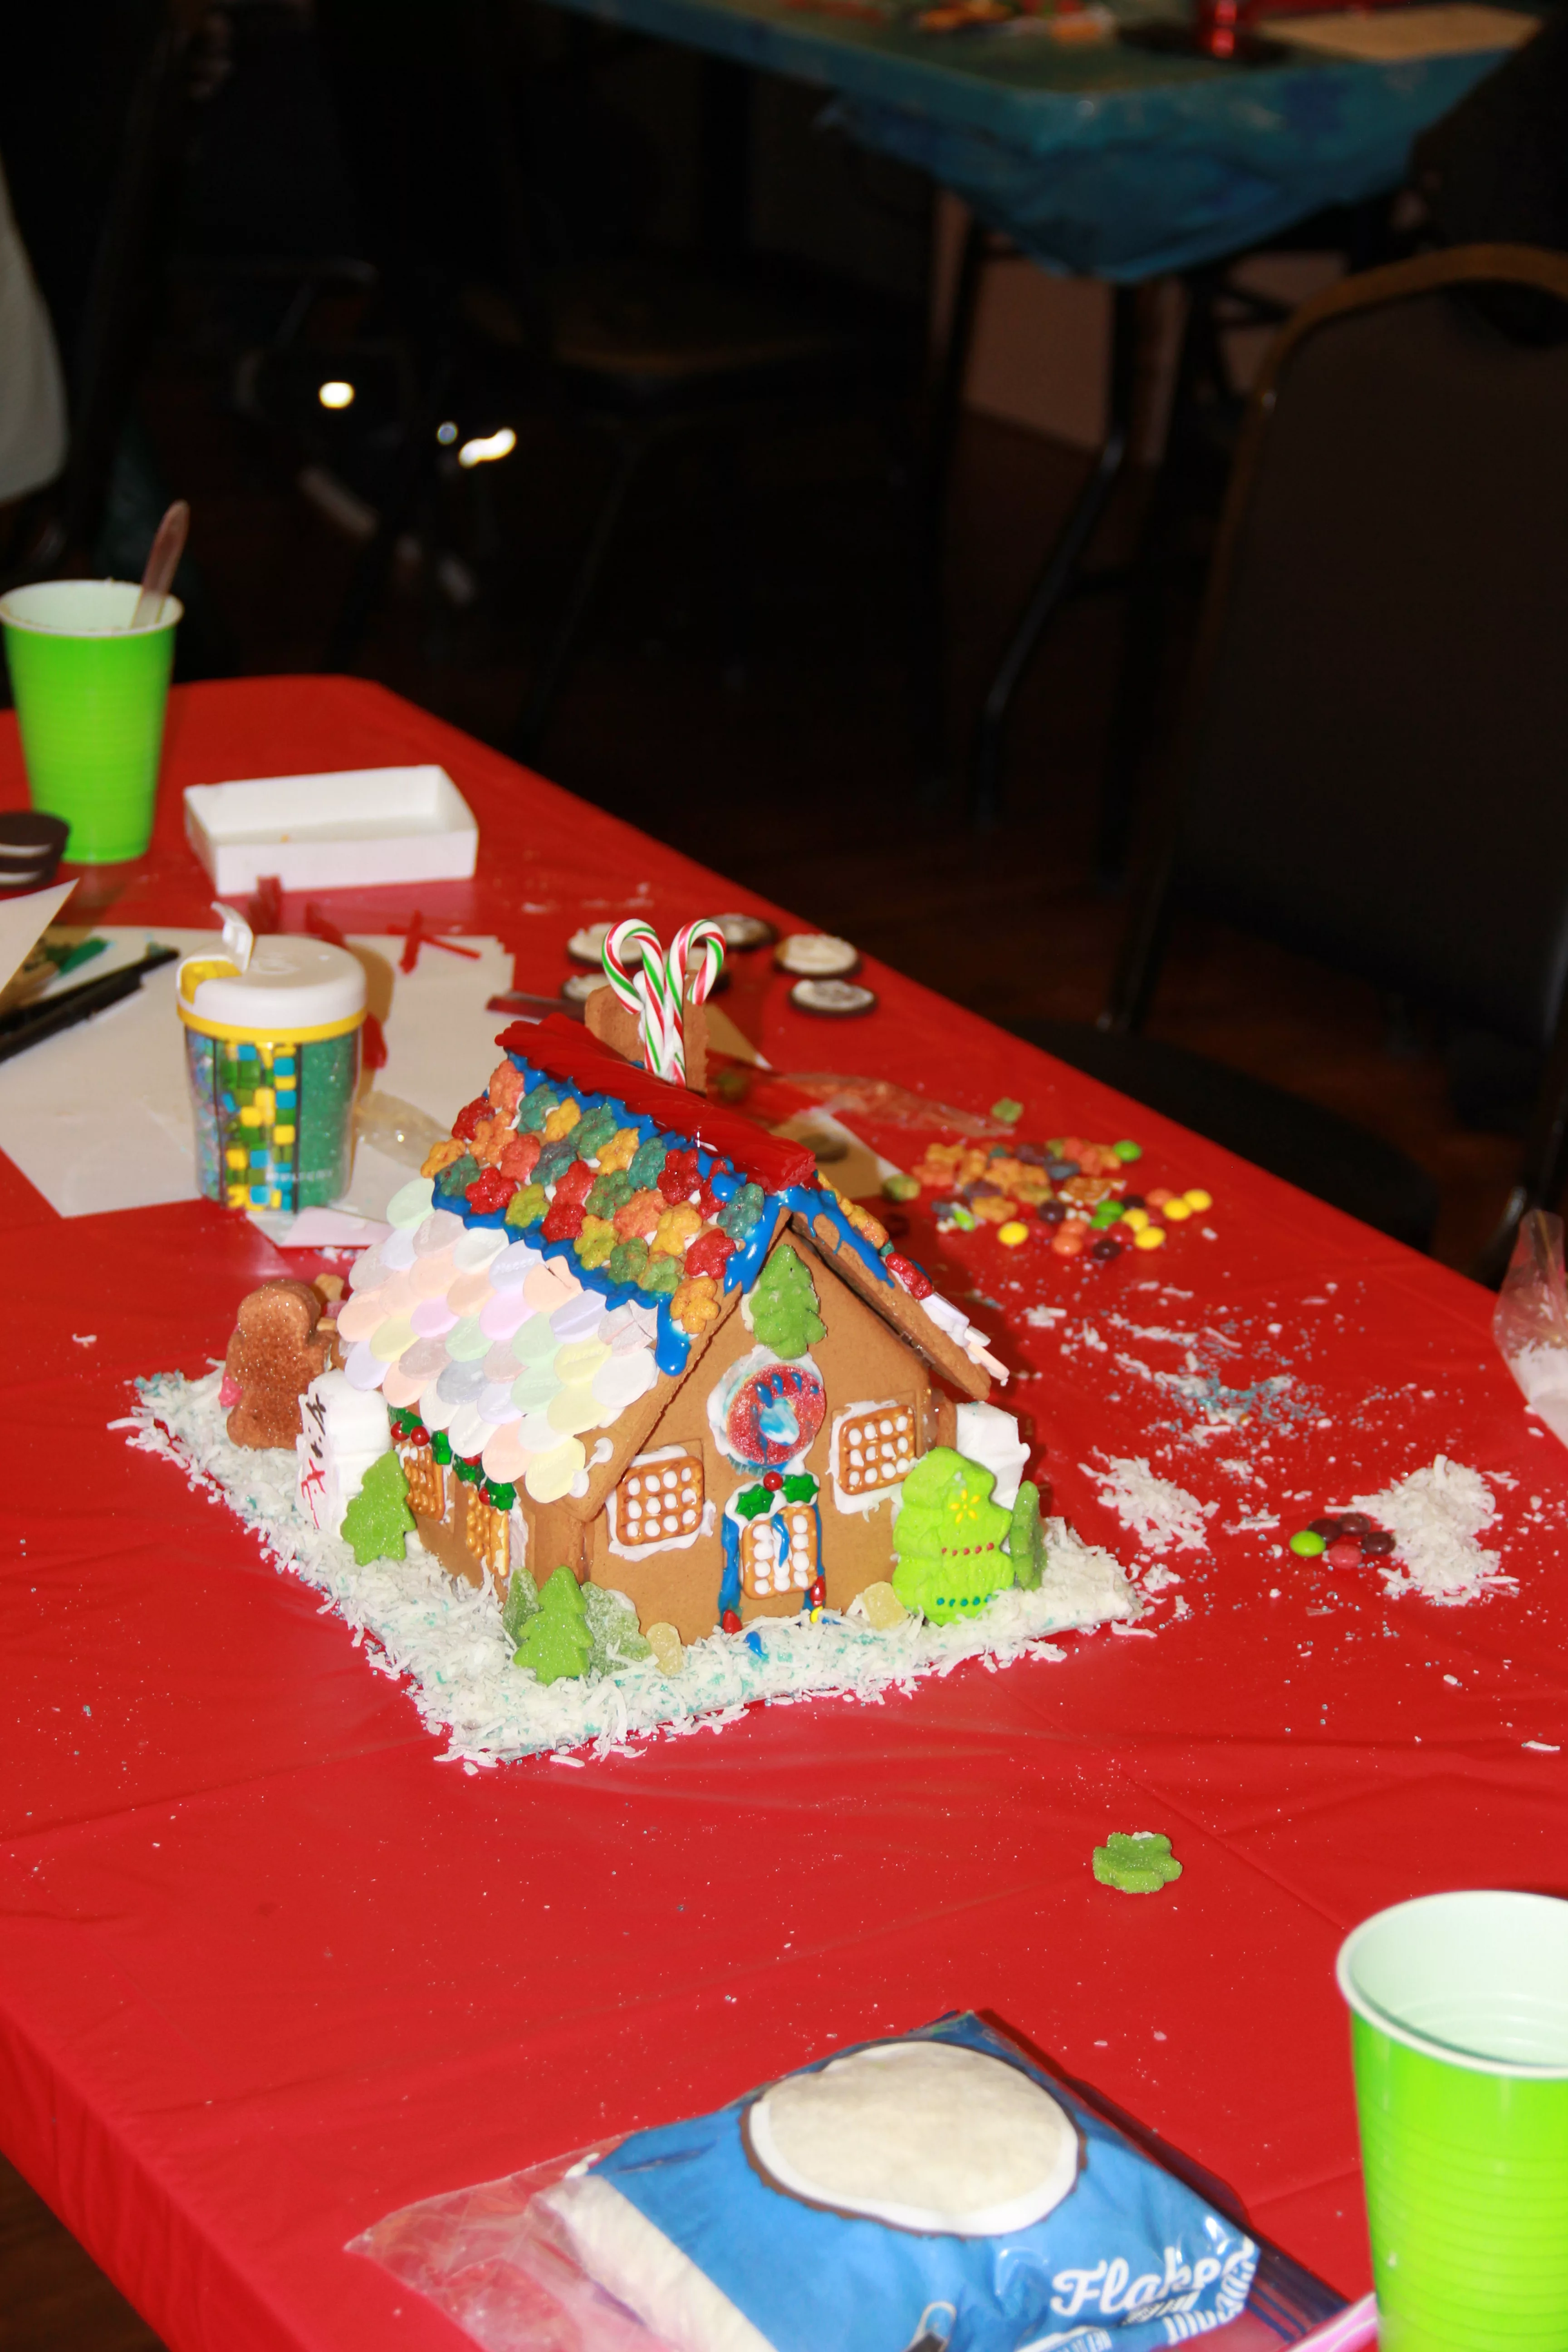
[497,1015,818,1194]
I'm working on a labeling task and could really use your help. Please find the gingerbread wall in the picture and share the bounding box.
[581,1238,951,1642]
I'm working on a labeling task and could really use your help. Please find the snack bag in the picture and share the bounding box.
[541,2014,1259,2352]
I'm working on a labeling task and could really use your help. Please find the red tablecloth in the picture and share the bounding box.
[3,679,1564,2352]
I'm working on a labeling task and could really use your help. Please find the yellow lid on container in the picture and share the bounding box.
[176,904,366,1042]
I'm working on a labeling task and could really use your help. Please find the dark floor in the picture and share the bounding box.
[1,303,1525,2352]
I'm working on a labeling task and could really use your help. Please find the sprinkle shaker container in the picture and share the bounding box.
[177,908,366,1211]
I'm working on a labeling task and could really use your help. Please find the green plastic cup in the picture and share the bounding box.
[0,577,181,863]
[1338,1890,1568,2352]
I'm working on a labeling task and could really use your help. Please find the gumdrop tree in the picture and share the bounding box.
[892,1446,1013,1625]
[341,1449,416,1565]
[1008,1480,1047,1590]
[512,1565,593,1685]
[750,1242,824,1360]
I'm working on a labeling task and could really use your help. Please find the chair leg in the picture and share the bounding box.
[510,429,647,764]
[969,283,1142,829]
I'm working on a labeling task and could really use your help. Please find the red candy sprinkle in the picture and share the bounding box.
[540,1198,586,1242]
[451,1095,490,1143]
[465,1167,518,1215]
[763,1471,784,1491]
[685,1227,735,1279]
[808,1576,826,1608]
[721,1610,742,1634]
[660,1149,701,1204]
[884,1251,932,1299]
[1325,1538,1362,1571]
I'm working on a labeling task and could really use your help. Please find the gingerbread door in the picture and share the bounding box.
[740,1505,818,1601]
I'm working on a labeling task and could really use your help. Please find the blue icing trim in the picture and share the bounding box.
[725,1207,776,1294]
[784,1181,893,1288]
[655,1299,691,1378]
[719,1512,742,1617]
[707,1166,739,1205]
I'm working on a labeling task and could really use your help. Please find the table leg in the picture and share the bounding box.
[969,281,1141,828]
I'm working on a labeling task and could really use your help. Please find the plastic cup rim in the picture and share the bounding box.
[0,581,184,637]
[1338,1891,1568,2080]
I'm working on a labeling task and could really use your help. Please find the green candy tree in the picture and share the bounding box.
[1008,1480,1047,1590]
[341,1450,416,1565]
[750,1242,824,1360]
[512,1565,593,1685]
[891,1446,1014,1625]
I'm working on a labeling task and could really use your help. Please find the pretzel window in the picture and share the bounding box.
[835,1401,916,1498]
[617,1448,705,1548]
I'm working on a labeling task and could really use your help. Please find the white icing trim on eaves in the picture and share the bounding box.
[607,1445,716,1560]
[828,1398,911,1518]
[923,1290,1009,1386]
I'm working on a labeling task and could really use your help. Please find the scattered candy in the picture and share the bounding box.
[1121,1207,1151,1232]
[882,1172,921,1202]
[1288,1513,1396,1568]
[1162,1197,1192,1222]
[1184,1188,1213,1212]
[858,1579,908,1632]
[998,1220,1030,1248]
[1132,1226,1166,1251]
[991,1098,1024,1126]
[646,1620,684,1676]
[1093,1831,1182,1894]
[1113,1141,1142,1162]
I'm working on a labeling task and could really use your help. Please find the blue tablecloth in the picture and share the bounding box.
[551,0,1517,276]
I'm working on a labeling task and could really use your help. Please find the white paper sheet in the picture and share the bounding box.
[0,881,78,998]
[0,928,514,1220]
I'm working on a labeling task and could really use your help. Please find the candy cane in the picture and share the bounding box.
[662,921,726,1085]
[604,919,679,1078]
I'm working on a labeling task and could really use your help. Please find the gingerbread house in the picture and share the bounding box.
[333,1011,1019,1644]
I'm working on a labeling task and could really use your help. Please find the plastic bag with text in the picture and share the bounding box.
[1493,1209,1568,1449]
[350,2014,1363,2352]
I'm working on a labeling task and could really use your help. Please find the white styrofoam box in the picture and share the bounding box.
[183,765,479,893]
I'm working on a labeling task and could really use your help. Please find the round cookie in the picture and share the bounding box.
[776,932,860,979]
[789,977,877,1018]
[743,2041,1080,2237]
[714,911,777,951]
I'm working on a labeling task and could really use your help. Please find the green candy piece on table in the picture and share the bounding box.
[882,1173,920,1203]
[892,1447,1014,1625]
[1112,1140,1142,1163]
[500,1566,539,1645]
[1091,1200,1122,1229]
[1093,1832,1182,1893]
[1008,1480,1047,1590]
[1290,1529,1327,1557]
[991,1098,1024,1126]
[340,1450,416,1565]
[750,1245,824,1360]
[512,1565,593,1684]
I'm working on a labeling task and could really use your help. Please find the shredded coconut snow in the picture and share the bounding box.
[1348,1456,1513,1606]
[1084,1456,1214,1556]
[126,1370,1140,1765]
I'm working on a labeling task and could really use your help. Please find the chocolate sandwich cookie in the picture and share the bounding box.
[789,977,877,1018]
[776,932,860,979]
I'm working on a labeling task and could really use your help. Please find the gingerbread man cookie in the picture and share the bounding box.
[222,1279,335,1450]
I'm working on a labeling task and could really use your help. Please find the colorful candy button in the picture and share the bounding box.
[1121,1207,1151,1232]
[1162,1197,1192,1222]
[1184,1188,1213,1213]
[1112,1140,1142,1162]
[1132,1225,1166,1251]
[998,1220,1030,1248]
[1289,1529,1326,1556]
